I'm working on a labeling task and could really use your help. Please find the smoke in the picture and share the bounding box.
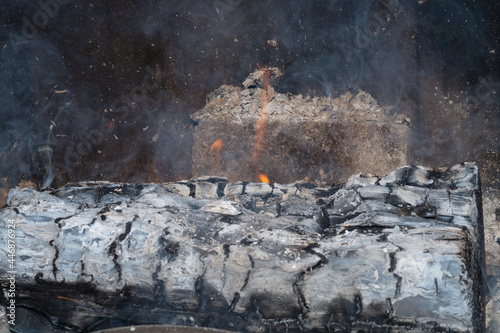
[0,29,38,189]
[0,0,498,191]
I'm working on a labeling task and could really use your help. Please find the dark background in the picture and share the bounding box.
[0,0,499,196]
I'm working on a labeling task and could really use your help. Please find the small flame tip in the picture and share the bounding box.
[210,139,223,152]
[258,174,270,184]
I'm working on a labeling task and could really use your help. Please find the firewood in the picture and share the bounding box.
[0,163,484,332]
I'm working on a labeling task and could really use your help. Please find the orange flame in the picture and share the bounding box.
[258,173,270,183]
[252,68,271,182]
[210,139,223,153]
[210,139,223,171]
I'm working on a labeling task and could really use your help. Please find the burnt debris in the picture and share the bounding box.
[0,162,485,332]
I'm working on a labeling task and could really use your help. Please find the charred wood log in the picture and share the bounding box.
[0,163,485,332]
[482,187,500,331]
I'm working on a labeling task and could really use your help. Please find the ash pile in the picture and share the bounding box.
[0,163,485,332]
[191,68,411,184]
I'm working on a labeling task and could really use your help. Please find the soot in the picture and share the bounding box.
[0,0,499,194]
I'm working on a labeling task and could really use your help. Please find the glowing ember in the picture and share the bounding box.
[258,173,270,183]
[210,138,223,152]
[252,68,271,182]
[210,138,223,171]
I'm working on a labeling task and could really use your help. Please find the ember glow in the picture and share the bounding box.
[0,0,499,331]
[252,68,271,182]
[258,173,270,184]
[210,138,223,171]
[210,138,223,153]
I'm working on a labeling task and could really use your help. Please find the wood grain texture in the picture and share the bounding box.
[0,163,484,332]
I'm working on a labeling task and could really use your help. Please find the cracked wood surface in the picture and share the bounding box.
[0,163,484,332]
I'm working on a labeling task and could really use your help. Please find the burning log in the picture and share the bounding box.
[0,163,484,332]
[482,187,500,331]
[191,68,412,184]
